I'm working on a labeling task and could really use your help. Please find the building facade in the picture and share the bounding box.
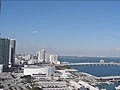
[38,49,46,62]
[50,54,58,64]
[23,65,55,80]
[9,39,16,67]
[0,38,16,71]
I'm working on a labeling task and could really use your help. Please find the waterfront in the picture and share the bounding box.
[59,56,120,90]
[72,65,120,77]
[59,56,120,76]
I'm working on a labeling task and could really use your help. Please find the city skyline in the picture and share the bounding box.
[1,1,120,56]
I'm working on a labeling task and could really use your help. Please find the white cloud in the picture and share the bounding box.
[32,30,38,34]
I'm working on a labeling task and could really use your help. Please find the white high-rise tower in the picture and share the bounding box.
[9,39,16,67]
[50,54,58,64]
[38,49,46,62]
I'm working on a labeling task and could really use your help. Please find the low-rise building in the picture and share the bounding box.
[23,65,55,80]
[34,81,68,90]
[69,80,85,90]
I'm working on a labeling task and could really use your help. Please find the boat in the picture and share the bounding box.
[115,85,120,90]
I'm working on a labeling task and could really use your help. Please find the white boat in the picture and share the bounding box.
[115,85,120,90]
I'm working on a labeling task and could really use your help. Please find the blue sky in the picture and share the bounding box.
[1,1,120,56]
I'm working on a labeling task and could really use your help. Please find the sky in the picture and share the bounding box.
[1,1,120,56]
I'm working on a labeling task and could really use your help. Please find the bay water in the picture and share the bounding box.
[58,56,120,90]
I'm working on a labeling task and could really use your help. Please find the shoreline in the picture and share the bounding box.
[65,65,120,86]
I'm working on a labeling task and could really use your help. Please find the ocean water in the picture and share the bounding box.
[58,56,120,90]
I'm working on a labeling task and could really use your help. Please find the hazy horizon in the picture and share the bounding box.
[1,1,120,56]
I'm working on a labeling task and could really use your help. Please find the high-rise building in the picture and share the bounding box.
[9,39,16,67]
[0,37,16,71]
[45,53,50,63]
[0,38,10,70]
[38,49,46,62]
[50,54,58,64]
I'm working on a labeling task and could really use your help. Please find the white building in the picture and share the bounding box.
[15,58,20,65]
[34,81,68,90]
[9,39,16,67]
[27,59,36,64]
[38,49,46,62]
[100,59,105,64]
[78,80,99,90]
[0,64,3,73]
[50,54,58,64]
[45,53,50,63]
[24,55,31,60]
[69,80,85,90]
[23,65,55,80]
[56,70,71,79]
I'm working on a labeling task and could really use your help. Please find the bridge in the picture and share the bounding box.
[58,62,120,66]
[98,76,120,80]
